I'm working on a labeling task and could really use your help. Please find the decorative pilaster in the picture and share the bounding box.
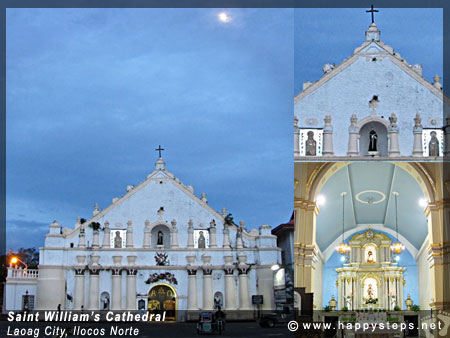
[223,255,237,310]
[78,227,86,248]
[111,256,122,310]
[223,224,231,248]
[209,220,217,248]
[126,220,133,248]
[347,114,359,157]
[322,115,334,156]
[143,220,151,248]
[412,113,423,157]
[237,254,251,310]
[74,255,86,310]
[170,219,179,248]
[202,255,214,310]
[92,230,100,249]
[388,113,400,157]
[102,221,110,248]
[236,221,244,249]
[186,255,198,310]
[126,256,137,310]
[294,116,300,157]
[87,255,100,310]
[187,219,194,248]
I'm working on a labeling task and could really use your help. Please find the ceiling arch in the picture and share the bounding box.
[313,162,428,252]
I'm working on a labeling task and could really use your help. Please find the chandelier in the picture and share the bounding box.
[336,192,350,256]
[390,192,405,259]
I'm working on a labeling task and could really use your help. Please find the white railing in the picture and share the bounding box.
[7,268,39,279]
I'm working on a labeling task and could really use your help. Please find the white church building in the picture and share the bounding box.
[5,155,281,321]
[294,21,447,160]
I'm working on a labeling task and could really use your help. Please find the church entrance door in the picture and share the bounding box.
[147,284,177,322]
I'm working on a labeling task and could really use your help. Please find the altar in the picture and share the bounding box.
[335,230,405,310]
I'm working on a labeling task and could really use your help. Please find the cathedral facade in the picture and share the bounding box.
[5,157,281,321]
[294,22,447,160]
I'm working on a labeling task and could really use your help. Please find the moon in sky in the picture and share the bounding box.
[218,12,231,23]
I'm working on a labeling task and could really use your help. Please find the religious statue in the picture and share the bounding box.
[368,129,378,152]
[367,284,374,300]
[198,231,206,249]
[429,131,440,156]
[157,231,164,246]
[103,296,110,310]
[367,250,375,263]
[305,131,317,156]
[114,231,122,248]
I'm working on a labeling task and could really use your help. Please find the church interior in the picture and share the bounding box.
[294,161,450,336]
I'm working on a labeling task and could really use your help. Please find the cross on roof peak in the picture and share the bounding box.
[155,145,164,158]
[366,5,379,24]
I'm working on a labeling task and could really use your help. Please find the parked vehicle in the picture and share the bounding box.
[259,309,293,328]
[197,311,224,335]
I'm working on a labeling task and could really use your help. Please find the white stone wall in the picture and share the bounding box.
[416,241,431,310]
[295,55,443,156]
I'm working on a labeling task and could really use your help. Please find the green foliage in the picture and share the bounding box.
[9,248,39,268]
[80,218,87,224]
[323,305,332,312]
[342,306,348,312]
[394,305,401,311]
[410,305,420,312]
[224,213,234,226]
[89,222,101,231]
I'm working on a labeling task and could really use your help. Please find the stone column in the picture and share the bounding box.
[102,221,110,248]
[236,221,245,249]
[388,113,400,157]
[74,255,86,310]
[444,117,450,157]
[209,220,217,248]
[186,255,198,310]
[223,224,231,248]
[78,227,86,248]
[126,220,133,248]
[294,116,300,157]
[202,255,214,310]
[237,254,251,310]
[322,115,334,156]
[412,113,423,157]
[347,114,359,157]
[111,256,122,310]
[223,255,237,310]
[87,255,100,310]
[187,219,195,248]
[92,230,100,249]
[170,219,179,248]
[126,256,137,310]
[143,220,151,248]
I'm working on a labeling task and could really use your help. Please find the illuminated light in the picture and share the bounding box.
[335,243,351,255]
[218,12,231,23]
[316,195,326,206]
[10,257,18,264]
[419,198,428,207]
[340,256,346,262]
[271,264,280,271]
[395,255,400,262]
[390,242,405,255]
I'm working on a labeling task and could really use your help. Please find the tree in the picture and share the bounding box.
[7,247,39,269]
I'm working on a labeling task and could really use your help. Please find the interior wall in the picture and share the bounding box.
[313,253,324,309]
[417,240,431,310]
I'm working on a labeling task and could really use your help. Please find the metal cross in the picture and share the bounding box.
[366,5,379,24]
[155,145,164,158]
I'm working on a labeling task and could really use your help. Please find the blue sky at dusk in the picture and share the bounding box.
[295,8,443,95]
[6,8,294,250]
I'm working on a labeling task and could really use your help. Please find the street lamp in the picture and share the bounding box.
[10,256,28,270]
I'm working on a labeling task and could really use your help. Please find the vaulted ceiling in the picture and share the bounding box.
[316,162,428,252]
